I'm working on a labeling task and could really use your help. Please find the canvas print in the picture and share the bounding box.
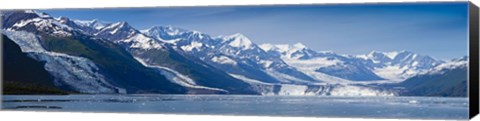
[0,2,473,120]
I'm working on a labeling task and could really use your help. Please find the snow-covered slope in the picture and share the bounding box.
[393,57,468,97]
[2,10,194,94]
[4,11,74,37]
[3,30,126,94]
[260,43,318,59]
[98,25,259,94]
[142,26,318,84]
[134,57,228,93]
[421,56,467,75]
[224,33,255,50]
[261,43,383,82]
[260,43,445,83]
[95,22,164,50]
[363,51,444,80]
[3,10,463,97]
[73,19,107,30]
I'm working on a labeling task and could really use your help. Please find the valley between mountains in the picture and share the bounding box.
[1,10,468,97]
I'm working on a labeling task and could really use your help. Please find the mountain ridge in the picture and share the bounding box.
[1,10,467,97]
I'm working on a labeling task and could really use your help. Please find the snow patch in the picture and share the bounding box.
[258,43,276,51]
[134,57,227,92]
[265,69,312,83]
[228,73,273,85]
[423,60,467,75]
[259,60,274,68]
[373,65,418,81]
[25,10,50,18]
[282,57,352,84]
[11,18,73,37]
[384,51,399,59]
[124,34,163,50]
[260,43,310,59]
[211,56,237,65]
[181,41,203,51]
[73,19,106,30]
[283,57,342,68]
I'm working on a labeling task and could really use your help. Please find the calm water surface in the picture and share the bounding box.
[1,95,469,120]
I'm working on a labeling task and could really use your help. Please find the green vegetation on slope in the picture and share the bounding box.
[133,48,258,94]
[3,81,70,95]
[3,35,71,95]
[38,33,187,94]
[398,67,467,97]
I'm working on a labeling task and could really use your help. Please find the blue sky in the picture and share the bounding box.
[41,2,468,60]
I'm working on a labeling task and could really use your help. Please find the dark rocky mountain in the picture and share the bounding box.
[393,57,468,97]
[2,34,68,94]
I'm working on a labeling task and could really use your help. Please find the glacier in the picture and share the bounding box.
[2,10,464,97]
[2,30,126,94]
[229,72,395,96]
[133,57,228,93]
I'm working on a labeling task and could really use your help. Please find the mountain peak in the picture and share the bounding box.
[367,50,405,60]
[292,42,307,49]
[384,51,400,59]
[143,25,190,37]
[231,33,247,38]
[56,16,70,21]
[104,21,134,32]
[56,16,74,25]
[24,10,50,18]
[164,25,182,31]
[226,33,254,49]
[113,21,129,28]
[259,43,309,53]
[258,43,276,51]
[94,21,139,40]
[149,25,183,31]
[396,50,414,55]
[367,50,382,55]
[452,56,468,62]
[426,57,467,75]
[72,19,107,30]
[91,19,99,23]
[142,25,214,42]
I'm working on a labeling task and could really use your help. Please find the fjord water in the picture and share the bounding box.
[1,95,468,120]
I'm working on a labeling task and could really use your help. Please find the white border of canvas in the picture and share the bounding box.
[0,0,478,121]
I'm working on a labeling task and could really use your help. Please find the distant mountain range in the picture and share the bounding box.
[1,10,468,97]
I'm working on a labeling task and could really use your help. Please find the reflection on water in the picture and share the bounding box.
[1,95,469,120]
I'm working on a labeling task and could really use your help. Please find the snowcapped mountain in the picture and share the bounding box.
[1,11,126,93]
[2,10,234,94]
[420,56,467,75]
[142,26,318,84]
[260,43,445,82]
[2,30,125,94]
[390,56,468,97]
[260,43,319,60]
[3,10,75,37]
[55,17,101,35]
[261,43,384,82]
[73,19,107,30]
[94,22,165,50]
[222,33,255,50]
[361,50,444,80]
[96,22,137,40]
[91,23,259,94]
[2,10,466,97]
